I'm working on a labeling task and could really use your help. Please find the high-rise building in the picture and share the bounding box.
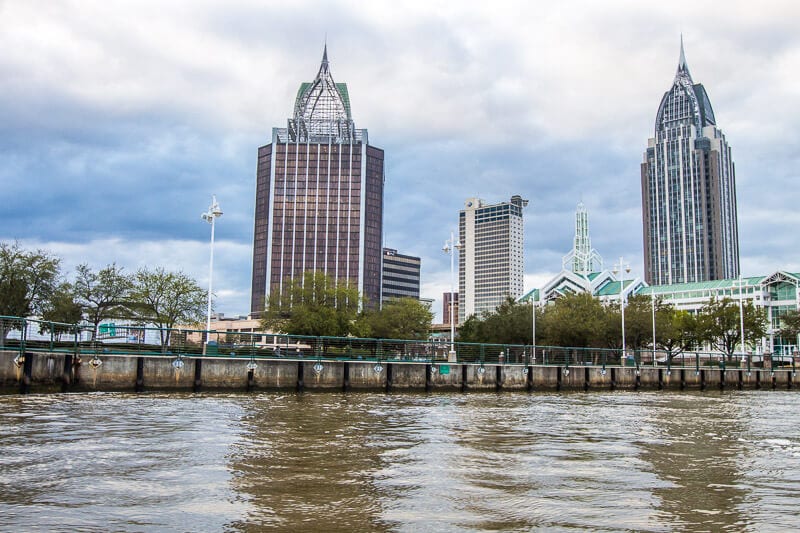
[641,39,739,285]
[458,195,528,323]
[250,46,384,314]
[381,248,421,303]
[443,292,459,325]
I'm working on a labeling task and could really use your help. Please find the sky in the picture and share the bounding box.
[2,0,800,321]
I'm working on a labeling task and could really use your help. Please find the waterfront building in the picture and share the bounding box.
[521,202,634,305]
[638,272,800,356]
[641,38,739,286]
[250,46,384,315]
[381,248,421,303]
[458,195,528,323]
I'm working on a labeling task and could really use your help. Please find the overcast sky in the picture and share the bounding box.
[2,1,799,320]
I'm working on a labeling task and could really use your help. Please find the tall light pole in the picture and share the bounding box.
[651,289,657,366]
[532,293,537,364]
[202,195,223,352]
[738,274,746,358]
[613,257,631,364]
[443,231,461,362]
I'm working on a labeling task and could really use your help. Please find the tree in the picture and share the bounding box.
[74,263,133,339]
[261,271,364,337]
[40,282,83,339]
[621,294,658,351]
[0,242,60,317]
[699,297,768,361]
[366,298,434,340]
[0,242,60,341]
[456,297,534,345]
[778,309,800,350]
[128,267,206,351]
[656,307,701,362]
[540,293,606,348]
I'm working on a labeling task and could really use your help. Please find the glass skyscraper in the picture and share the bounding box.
[641,39,739,285]
[250,46,384,314]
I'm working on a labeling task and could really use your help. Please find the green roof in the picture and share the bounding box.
[518,288,539,302]
[294,81,351,119]
[637,275,765,295]
[595,279,636,297]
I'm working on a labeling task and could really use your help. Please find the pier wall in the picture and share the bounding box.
[1,350,794,394]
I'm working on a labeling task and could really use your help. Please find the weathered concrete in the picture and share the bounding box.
[1,350,797,394]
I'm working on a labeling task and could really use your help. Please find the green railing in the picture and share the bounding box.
[0,315,793,371]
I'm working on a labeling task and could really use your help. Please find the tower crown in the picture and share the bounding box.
[654,38,716,134]
[289,45,355,142]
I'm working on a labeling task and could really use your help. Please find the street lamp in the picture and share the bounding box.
[201,195,223,352]
[532,293,537,364]
[738,275,746,361]
[651,289,657,367]
[612,257,631,365]
[443,231,461,362]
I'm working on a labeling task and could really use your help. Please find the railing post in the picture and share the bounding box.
[20,318,27,354]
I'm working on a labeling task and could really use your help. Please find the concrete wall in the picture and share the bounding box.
[1,350,796,394]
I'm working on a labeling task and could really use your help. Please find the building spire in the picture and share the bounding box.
[675,34,691,81]
[320,42,329,74]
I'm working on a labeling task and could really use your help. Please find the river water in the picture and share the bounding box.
[1,390,799,532]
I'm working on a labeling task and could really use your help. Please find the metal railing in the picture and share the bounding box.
[1,316,794,372]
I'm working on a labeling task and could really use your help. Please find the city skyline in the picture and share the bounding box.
[2,2,799,320]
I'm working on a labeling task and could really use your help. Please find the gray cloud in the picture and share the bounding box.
[2,0,799,317]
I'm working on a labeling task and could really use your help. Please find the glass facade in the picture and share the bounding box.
[641,41,739,286]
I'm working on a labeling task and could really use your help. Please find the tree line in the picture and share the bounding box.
[0,241,207,346]
[460,292,799,362]
[260,271,434,340]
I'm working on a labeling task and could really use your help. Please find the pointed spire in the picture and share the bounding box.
[675,34,691,80]
[319,42,329,74]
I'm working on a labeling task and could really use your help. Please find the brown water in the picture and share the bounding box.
[1,391,799,532]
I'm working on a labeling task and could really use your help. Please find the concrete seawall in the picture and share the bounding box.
[1,350,795,394]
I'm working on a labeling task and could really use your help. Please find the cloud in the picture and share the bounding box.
[2,0,800,318]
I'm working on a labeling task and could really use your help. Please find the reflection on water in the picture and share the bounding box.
[1,391,800,531]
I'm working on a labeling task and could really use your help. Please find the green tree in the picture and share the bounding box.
[540,293,606,348]
[456,297,534,345]
[699,297,768,361]
[0,242,61,341]
[74,263,133,340]
[40,282,83,339]
[261,271,364,337]
[778,309,800,351]
[622,294,658,351]
[366,298,433,340]
[128,267,206,351]
[656,307,701,362]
